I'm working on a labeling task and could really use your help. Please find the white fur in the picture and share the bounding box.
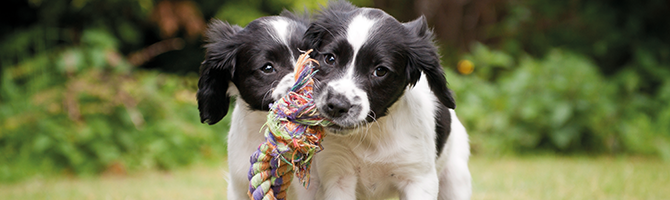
[437,110,472,200]
[345,14,376,78]
[272,73,295,100]
[226,98,269,200]
[269,19,290,47]
[295,74,471,200]
[347,14,376,56]
[268,19,295,62]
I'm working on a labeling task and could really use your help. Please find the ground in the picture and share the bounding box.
[1,156,668,200]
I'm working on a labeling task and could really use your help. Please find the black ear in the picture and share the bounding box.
[303,2,350,56]
[303,23,327,55]
[403,16,456,109]
[196,19,243,125]
[403,15,430,38]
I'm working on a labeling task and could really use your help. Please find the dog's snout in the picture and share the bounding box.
[324,95,352,118]
[316,79,369,130]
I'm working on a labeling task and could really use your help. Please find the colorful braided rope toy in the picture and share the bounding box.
[247,49,331,200]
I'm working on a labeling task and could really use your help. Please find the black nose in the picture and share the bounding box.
[324,95,351,118]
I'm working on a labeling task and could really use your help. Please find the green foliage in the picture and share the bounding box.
[451,44,670,159]
[211,0,375,26]
[212,0,337,26]
[0,27,229,182]
[490,0,670,84]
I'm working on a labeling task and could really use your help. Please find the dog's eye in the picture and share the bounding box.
[324,54,336,65]
[260,63,276,73]
[373,66,389,77]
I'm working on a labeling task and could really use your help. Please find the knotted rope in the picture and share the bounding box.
[247,50,330,200]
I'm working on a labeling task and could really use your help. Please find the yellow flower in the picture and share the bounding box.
[457,60,474,75]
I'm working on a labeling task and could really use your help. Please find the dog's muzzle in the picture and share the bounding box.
[316,84,368,135]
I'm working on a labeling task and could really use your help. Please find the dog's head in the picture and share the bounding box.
[304,2,455,134]
[197,14,308,125]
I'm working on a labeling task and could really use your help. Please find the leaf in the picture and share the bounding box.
[81,29,118,50]
[214,2,267,26]
[550,102,572,128]
[550,125,579,150]
[32,135,52,153]
[57,48,84,73]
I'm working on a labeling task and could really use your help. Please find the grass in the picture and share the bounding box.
[0,163,229,200]
[471,156,669,200]
[1,156,668,200]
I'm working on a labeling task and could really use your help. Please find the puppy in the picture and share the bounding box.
[298,2,472,199]
[196,12,310,200]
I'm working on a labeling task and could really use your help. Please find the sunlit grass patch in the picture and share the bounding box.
[470,156,670,200]
[0,162,228,200]
[1,156,668,200]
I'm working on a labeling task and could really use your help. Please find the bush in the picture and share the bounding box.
[0,28,229,182]
[450,43,670,159]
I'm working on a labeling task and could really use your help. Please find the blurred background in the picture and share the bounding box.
[1,0,669,199]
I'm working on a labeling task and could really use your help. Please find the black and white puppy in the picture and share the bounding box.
[297,2,472,199]
[196,12,311,200]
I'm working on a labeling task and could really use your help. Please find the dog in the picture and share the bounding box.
[196,12,311,200]
[296,1,472,199]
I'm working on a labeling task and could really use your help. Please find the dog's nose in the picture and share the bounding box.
[324,95,351,118]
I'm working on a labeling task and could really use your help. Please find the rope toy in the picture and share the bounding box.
[247,49,330,200]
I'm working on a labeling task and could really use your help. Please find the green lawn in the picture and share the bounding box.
[1,156,668,200]
[471,156,669,200]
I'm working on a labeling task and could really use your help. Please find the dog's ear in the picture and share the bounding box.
[303,22,327,56]
[197,19,243,125]
[403,15,430,38]
[403,16,456,109]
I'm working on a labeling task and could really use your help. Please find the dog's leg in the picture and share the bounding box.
[398,170,440,200]
[313,152,357,199]
[316,173,357,200]
[226,103,269,200]
[290,163,320,200]
[437,110,472,200]
[437,159,472,200]
[226,133,254,200]
[226,131,257,200]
